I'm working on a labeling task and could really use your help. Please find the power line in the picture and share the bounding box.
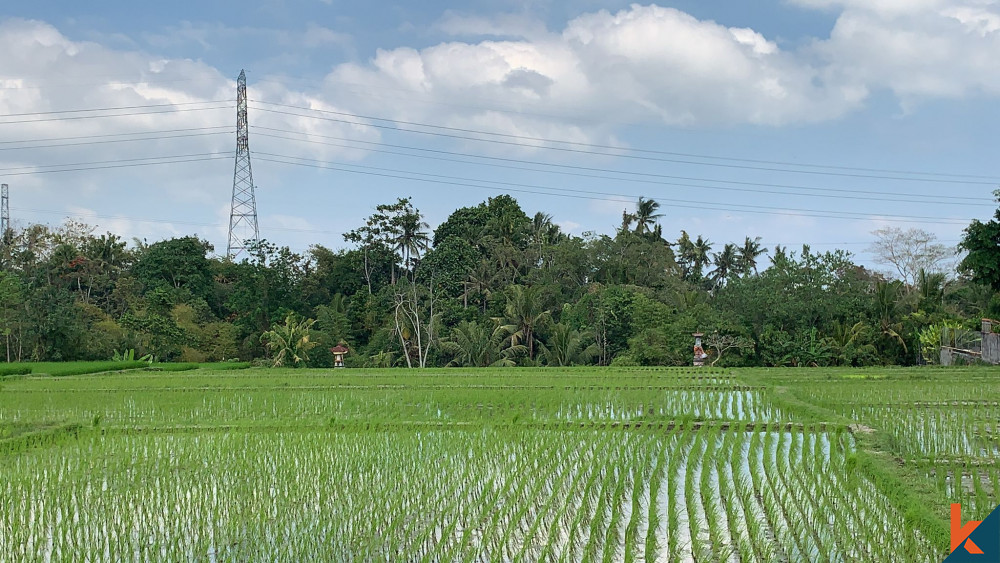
[249,100,1000,185]
[251,127,991,207]
[253,151,972,225]
[0,104,233,126]
[0,129,233,152]
[0,76,210,91]
[2,118,987,206]
[0,125,232,146]
[2,145,967,224]
[2,90,991,183]
[0,100,233,119]
[0,154,229,177]
[0,152,227,173]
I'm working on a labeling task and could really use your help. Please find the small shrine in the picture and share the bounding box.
[693,333,708,367]
[330,345,349,368]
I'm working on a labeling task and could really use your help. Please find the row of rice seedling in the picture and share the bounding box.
[780,378,1000,459]
[0,384,784,427]
[921,460,1000,521]
[775,372,999,544]
[0,366,737,392]
[0,425,942,561]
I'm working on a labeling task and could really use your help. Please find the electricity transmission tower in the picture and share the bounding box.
[227,70,259,260]
[0,184,9,244]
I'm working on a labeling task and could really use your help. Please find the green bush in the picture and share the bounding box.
[0,366,31,376]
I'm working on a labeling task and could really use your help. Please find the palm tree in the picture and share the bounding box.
[464,260,495,311]
[531,212,555,242]
[441,320,525,367]
[917,268,946,310]
[831,320,866,350]
[499,285,551,361]
[259,313,317,367]
[875,280,907,351]
[539,323,598,366]
[692,235,713,278]
[619,209,635,235]
[633,197,663,236]
[675,231,696,279]
[329,292,347,314]
[394,211,430,275]
[530,212,561,266]
[739,236,767,276]
[709,243,739,287]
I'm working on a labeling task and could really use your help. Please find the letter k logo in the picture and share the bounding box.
[953,504,984,555]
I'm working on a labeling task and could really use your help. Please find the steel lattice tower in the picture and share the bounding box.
[0,184,9,244]
[227,70,259,260]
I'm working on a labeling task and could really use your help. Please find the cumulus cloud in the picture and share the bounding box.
[321,1,1000,140]
[325,4,862,141]
[795,0,1000,104]
[0,18,379,209]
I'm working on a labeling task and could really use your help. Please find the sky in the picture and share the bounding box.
[2,0,1000,271]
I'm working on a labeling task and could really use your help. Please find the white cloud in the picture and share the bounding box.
[322,4,862,149]
[0,18,379,207]
[796,0,1000,104]
[66,206,184,243]
[141,21,352,52]
[556,219,581,233]
[437,11,550,40]
[320,1,1000,141]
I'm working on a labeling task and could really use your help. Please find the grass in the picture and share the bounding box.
[0,364,996,561]
[2,361,148,376]
[0,360,252,378]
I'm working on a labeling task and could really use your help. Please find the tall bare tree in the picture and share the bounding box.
[868,227,950,288]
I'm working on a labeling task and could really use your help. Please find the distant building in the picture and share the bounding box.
[940,319,1000,365]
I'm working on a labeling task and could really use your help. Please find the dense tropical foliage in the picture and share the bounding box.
[1,193,996,367]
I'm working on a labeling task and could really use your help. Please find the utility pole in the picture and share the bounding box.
[0,184,9,245]
[227,70,259,260]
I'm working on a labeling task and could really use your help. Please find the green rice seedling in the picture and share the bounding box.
[643,442,668,562]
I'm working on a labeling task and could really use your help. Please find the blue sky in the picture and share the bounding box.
[2,0,999,272]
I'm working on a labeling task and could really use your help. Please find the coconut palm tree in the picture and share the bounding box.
[739,236,767,276]
[917,268,946,310]
[692,235,713,278]
[260,313,317,367]
[875,280,907,351]
[539,323,598,366]
[499,284,551,361]
[463,260,495,311]
[633,197,664,236]
[394,211,430,276]
[709,243,739,287]
[675,231,696,279]
[530,212,562,266]
[619,209,635,235]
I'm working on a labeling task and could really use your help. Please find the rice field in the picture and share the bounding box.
[1,365,996,561]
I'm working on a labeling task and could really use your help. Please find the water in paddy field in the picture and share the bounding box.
[0,428,941,562]
[550,390,783,423]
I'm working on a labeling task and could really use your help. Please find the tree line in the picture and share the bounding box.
[2,193,999,368]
